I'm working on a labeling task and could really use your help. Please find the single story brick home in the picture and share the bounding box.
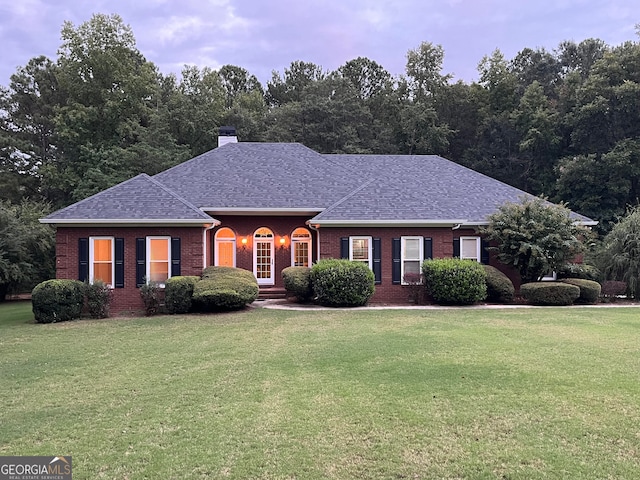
[41,130,595,313]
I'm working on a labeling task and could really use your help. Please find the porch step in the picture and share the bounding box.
[258,287,287,299]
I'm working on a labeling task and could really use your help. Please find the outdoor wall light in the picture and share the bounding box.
[279,236,287,249]
[241,237,248,250]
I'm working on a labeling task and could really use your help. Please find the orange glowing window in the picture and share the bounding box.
[148,237,170,284]
[90,237,113,286]
[292,227,311,267]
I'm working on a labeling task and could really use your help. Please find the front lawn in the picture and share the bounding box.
[1,304,639,479]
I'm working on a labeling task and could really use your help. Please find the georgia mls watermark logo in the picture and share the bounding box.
[0,456,72,480]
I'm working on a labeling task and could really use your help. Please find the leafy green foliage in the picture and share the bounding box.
[31,279,85,323]
[310,259,375,307]
[481,197,590,284]
[140,282,161,316]
[520,282,581,306]
[595,206,640,297]
[164,276,199,314]
[560,278,601,304]
[421,258,487,305]
[483,265,515,303]
[281,266,313,302]
[0,200,55,300]
[194,267,258,311]
[557,263,601,282]
[85,280,113,318]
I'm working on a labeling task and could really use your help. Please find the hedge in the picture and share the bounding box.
[560,278,601,304]
[32,279,85,323]
[520,282,580,306]
[194,267,258,311]
[483,265,515,303]
[165,276,200,314]
[422,258,487,305]
[310,259,375,307]
[282,266,313,302]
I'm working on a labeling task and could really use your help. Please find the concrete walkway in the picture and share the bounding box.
[254,298,640,311]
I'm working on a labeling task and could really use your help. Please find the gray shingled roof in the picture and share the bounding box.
[154,143,361,210]
[42,173,212,223]
[43,143,595,225]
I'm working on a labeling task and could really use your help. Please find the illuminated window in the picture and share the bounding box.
[215,227,236,267]
[349,236,372,269]
[147,237,171,285]
[292,227,311,267]
[90,237,114,286]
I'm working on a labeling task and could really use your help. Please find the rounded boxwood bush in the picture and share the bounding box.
[520,282,580,306]
[483,265,515,303]
[282,266,313,302]
[422,258,487,305]
[560,278,601,304]
[32,279,85,323]
[85,280,113,318]
[310,259,374,307]
[194,267,258,311]
[165,276,200,314]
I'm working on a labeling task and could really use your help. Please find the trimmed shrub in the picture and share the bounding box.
[483,265,515,303]
[85,280,113,318]
[282,266,313,301]
[165,276,199,314]
[310,259,375,307]
[520,282,580,306]
[422,258,487,305]
[557,263,601,282]
[194,267,258,311]
[32,279,85,323]
[140,282,161,316]
[560,278,601,304]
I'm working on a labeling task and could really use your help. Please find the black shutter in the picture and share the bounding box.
[424,237,433,260]
[171,237,181,277]
[115,238,124,288]
[78,238,89,282]
[453,237,460,258]
[373,237,381,284]
[481,238,490,265]
[340,237,349,259]
[392,238,401,284]
[136,238,146,287]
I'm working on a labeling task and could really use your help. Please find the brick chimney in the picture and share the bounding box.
[218,126,238,147]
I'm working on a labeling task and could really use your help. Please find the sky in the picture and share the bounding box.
[0,0,637,88]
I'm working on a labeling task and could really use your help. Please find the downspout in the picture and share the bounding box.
[203,223,218,269]
[452,223,462,230]
[307,222,320,264]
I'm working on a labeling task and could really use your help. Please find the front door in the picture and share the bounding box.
[254,228,274,285]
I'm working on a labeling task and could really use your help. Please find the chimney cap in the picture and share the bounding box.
[219,126,236,136]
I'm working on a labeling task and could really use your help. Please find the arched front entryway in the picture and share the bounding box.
[291,227,312,267]
[215,227,236,267]
[254,227,274,285]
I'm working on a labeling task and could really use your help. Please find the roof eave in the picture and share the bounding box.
[202,207,324,216]
[40,218,219,227]
[309,219,469,228]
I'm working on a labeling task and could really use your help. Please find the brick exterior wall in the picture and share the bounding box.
[55,221,523,314]
[56,226,206,314]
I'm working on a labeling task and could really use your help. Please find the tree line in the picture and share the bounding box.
[1,14,640,295]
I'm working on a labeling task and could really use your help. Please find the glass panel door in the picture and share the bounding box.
[254,228,274,285]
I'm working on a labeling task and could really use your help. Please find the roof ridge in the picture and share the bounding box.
[312,178,375,220]
[144,174,210,219]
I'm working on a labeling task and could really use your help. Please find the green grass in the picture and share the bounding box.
[1,304,639,479]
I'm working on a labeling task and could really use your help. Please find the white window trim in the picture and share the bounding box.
[291,228,312,267]
[89,236,115,288]
[460,236,481,262]
[541,271,557,281]
[146,236,172,286]
[401,236,423,285]
[214,229,236,267]
[349,236,373,270]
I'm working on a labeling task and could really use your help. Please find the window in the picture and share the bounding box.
[292,227,312,267]
[90,237,114,287]
[460,236,481,262]
[215,227,236,267]
[401,236,423,284]
[350,236,372,269]
[147,236,171,285]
